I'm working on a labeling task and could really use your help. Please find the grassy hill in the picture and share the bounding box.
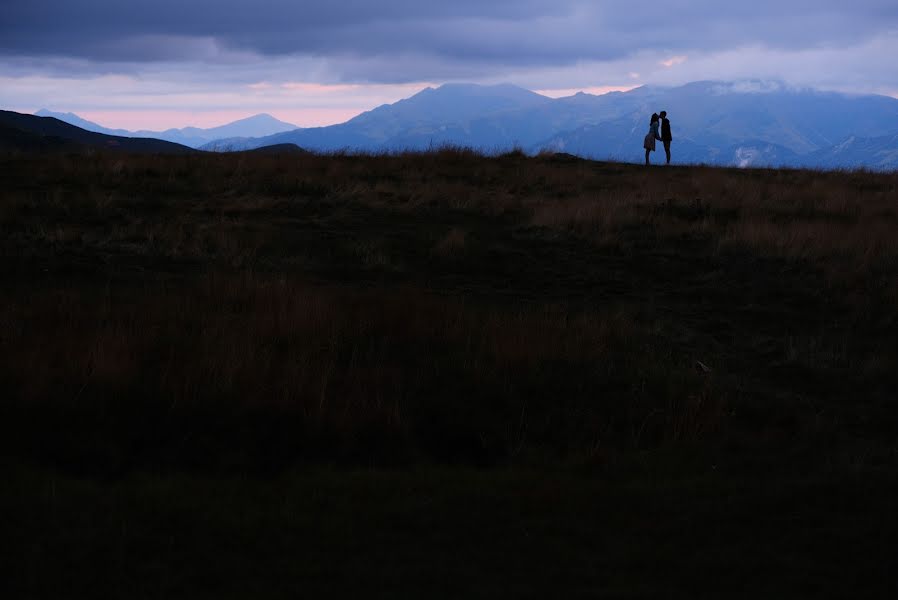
[2,149,897,596]
[0,110,194,154]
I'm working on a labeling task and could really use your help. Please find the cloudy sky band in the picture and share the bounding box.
[1,1,896,129]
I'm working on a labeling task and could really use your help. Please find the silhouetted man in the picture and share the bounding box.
[660,111,672,164]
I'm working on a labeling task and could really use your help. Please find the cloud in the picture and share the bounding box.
[2,1,898,128]
[711,81,787,94]
[3,1,897,70]
[660,56,688,68]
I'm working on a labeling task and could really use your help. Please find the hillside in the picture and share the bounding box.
[0,124,80,153]
[802,131,898,169]
[2,149,897,596]
[34,109,133,136]
[0,110,194,154]
[35,109,299,148]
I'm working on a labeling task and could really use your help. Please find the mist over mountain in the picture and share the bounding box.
[201,81,898,169]
[35,110,298,148]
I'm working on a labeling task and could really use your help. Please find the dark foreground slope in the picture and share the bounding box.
[0,110,194,154]
[2,150,897,597]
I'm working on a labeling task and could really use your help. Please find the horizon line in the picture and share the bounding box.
[11,79,897,132]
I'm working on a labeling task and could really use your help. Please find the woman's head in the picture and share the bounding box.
[651,113,659,124]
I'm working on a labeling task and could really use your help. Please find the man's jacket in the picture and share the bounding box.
[661,118,672,142]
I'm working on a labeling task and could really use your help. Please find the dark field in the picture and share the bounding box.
[2,150,897,597]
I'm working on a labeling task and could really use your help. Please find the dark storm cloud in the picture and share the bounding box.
[2,0,897,81]
[0,0,564,60]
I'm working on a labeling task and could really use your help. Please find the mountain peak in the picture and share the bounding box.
[429,82,543,97]
[233,113,284,124]
[35,108,79,119]
[398,83,550,111]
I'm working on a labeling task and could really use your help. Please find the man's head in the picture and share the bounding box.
[660,111,667,119]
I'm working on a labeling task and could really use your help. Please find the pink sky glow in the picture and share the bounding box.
[72,107,367,130]
[47,84,640,130]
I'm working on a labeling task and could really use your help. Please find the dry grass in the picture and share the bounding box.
[1,150,896,471]
[433,227,467,257]
[524,166,898,288]
[2,270,724,470]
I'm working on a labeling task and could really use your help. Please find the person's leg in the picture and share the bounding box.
[664,141,671,164]
[645,149,650,165]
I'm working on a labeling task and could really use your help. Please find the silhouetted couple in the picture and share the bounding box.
[643,111,672,165]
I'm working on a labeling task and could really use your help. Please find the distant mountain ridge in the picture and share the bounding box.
[533,81,898,167]
[205,83,552,152]
[33,110,132,137]
[34,109,299,149]
[17,80,898,169]
[801,132,898,170]
[0,110,193,154]
[199,81,898,170]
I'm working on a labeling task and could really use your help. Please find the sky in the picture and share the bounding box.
[1,0,897,130]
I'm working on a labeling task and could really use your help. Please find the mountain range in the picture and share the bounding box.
[8,81,898,169]
[203,81,898,170]
[34,109,298,148]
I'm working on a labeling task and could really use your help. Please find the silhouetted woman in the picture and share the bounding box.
[644,113,662,165]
